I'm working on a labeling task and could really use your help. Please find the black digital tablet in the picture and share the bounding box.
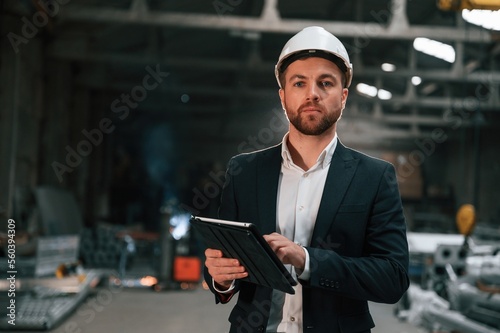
[190,216,297,294]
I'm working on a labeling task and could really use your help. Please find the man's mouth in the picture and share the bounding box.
[300,107,321,113]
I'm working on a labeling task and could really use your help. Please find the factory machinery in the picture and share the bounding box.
[396,205,500,333]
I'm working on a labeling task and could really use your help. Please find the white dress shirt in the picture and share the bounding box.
[266,133,338,333]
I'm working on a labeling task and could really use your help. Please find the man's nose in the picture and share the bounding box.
[306,84,320,101]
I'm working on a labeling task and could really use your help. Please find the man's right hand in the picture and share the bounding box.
[205,248,248,290]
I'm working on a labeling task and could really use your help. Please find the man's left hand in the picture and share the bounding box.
[264,232,306,271]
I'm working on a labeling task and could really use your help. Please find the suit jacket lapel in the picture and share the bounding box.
[257,145,282,235]
[310,142,359,246]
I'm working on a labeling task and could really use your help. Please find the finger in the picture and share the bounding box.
[210,266,248,284]
[210,264,247,276]
[265,237,292,252]
[263,232,282,242]
[213,271,249,286]
[205,248,223,258]
[275,243,305,267]
[206,257,241,268]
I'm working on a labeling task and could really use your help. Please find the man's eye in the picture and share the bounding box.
[293,82,304,87]
[321,81,333,87]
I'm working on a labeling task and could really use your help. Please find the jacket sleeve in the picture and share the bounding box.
[218,157,240,221]
[303,163,409,304]
[204,157,242,304]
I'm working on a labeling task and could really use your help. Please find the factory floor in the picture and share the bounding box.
[27,283,425,333]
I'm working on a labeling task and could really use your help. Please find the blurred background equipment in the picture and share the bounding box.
[395,204,500,333]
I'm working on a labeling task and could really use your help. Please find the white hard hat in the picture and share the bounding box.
[275,26,353,88]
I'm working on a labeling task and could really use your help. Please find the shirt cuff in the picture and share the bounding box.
[296,246,311,281]
[212,279,236,293]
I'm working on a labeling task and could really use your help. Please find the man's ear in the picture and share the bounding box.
[341,88,349,110]
[279,88,285,110]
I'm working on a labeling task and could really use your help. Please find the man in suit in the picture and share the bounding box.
[204,26,409,333]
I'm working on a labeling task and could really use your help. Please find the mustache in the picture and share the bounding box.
[298,102,324,113]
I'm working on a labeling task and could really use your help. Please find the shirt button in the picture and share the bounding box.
[299,205,304,211]
[290,316,295,322]
[303,173,308,178]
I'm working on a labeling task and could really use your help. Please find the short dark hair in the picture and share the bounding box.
[278,50,347,88]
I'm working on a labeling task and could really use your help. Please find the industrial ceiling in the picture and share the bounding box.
[7,0,500,152]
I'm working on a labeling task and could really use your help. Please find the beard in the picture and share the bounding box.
[287,104,341,136]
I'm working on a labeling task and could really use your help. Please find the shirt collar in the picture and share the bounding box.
[281,133,338,170]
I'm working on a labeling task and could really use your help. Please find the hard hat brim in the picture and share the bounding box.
[275,50,352,88]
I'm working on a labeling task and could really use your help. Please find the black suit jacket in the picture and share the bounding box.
[206,141,409,333]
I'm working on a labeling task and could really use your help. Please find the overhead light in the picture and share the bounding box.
[356,83,392,100]
[381,63,396,72]
[462,9,500,31]
[413,37,456,63]
[411,76,422,86]
[378,89,392,100]
[356,83,378,98]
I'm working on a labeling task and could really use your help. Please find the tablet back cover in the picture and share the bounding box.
[191,217,296,294]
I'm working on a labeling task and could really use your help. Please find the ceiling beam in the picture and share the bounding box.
[134,102,473,128]
[58,0,492,42]
[72,69,500,113]
[48,45,500,85]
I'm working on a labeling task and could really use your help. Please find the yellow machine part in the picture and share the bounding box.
[438,0,500,11]
[456,204,476,236]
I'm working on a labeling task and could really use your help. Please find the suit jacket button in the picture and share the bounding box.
[258,326,264,331]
